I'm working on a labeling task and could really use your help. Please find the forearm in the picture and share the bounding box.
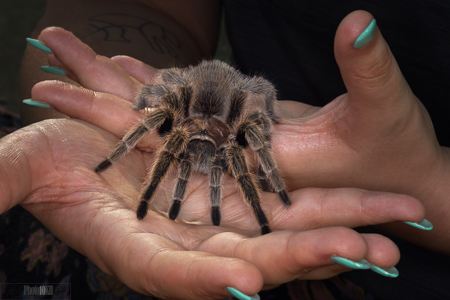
[19,0,220,125]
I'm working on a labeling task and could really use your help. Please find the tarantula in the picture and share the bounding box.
[94,60,290,234]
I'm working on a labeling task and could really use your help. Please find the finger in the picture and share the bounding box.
[196,227,396,285]
[111,55,159,84]
[362,233,400,269]
[31,80,143,138]
[45,55,81,84]
[302,233,400,280]
[268,188,426,231]
[101,226,263,300]
[37,27,141,101]
[334,10,417,128]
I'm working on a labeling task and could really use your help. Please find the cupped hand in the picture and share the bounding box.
[273,11,450,253]
[2,119,417,300]
[18,19,429,299]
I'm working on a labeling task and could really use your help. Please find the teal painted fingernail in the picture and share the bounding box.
[40,66,67,76]
[22,99,52,108]
[332,257,371,269]
[354,19,376,48]
[26,38,53,54]
[370,265,399,278]
[226,287,260,300]
[404,219,433,230]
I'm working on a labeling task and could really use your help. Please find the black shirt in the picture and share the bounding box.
[224,0,450,146]
[224,1,450,299]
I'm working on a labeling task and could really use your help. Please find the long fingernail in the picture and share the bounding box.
[26,38,53,54]
[404,219,433,230]
[22,99,52,108]
[332,257,371,269]
[370,265,399,278]
[354,19,377,48]
[226,287,260,300]
[40,66,67,76]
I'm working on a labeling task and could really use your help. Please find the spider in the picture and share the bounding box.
[94,60,290,234]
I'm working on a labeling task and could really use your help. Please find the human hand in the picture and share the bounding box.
[272,11,447,253]
[18,26,427,299]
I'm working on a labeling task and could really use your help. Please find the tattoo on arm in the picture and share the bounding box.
[83,13,182,58]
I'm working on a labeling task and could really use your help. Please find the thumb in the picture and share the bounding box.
[334,10,416,125]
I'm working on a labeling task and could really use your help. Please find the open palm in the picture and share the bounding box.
[17,20,430,299]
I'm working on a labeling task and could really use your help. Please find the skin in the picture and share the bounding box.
[2,25,426,299]
[20,0,220,125]
[28,8,450,254]
[278,12,450,253]
[13,2,448,298]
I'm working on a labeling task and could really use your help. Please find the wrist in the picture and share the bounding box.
[0,129,34,214]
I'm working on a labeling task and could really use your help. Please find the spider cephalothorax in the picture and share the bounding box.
[94,60,290,234]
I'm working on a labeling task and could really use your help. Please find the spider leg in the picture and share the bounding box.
[168,151,192,220]
[242,77,280,122]
[137,127,189,219]
[94,107,172,173]
[225,88,246,125]
[134,67,191,111]
[133,84,155,110]
[225,141,271,235]
[238,112,291,206]
[161,68,187,85]
[209,148,226,226]
[256,164,274,192]
[179,85,193,118]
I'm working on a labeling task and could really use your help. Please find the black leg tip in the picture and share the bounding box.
[279,190,291,207]
[94,160,112,173]
[168,200,182,220]
[137,201,148,220]
[261,225,272,235]
[211,206,222,226]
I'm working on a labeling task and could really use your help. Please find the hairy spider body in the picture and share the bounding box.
[95,60,290,234]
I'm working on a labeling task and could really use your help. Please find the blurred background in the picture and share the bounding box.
[0,0,231,116]
[0,0,47,113]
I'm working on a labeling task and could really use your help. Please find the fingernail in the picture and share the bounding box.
[22,99,52,108]
[332,257,371,270]
[40,66,67,76]
[26,38,53,54]
[404,219,433,230]
[226,287,260,300]
[354,19,377,48]
[370,265,399,278]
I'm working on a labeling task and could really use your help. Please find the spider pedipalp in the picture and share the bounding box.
[94,60,290,235]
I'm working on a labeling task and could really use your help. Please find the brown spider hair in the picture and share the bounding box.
[94,60,290,234]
